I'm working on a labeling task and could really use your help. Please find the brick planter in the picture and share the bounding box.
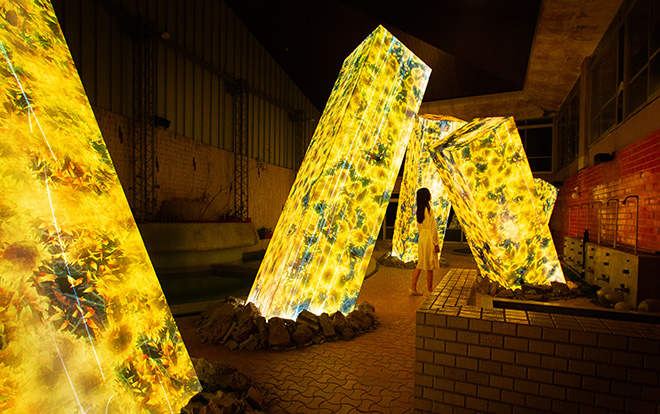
[415,269,660,413]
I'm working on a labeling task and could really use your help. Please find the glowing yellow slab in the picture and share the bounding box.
[392,115,466,262]
[0,2,200,412]
[428,117,565,287]
[534,178,558,225]
[248,25,430,320]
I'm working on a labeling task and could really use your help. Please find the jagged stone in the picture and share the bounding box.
[296,309,320,332]
[255,316,268,344]
[229,371,250,393]
[537,284,553,293]
[525,294,546,301]
[225,296,245,307]
[496,289,514,299]
[268,317,292,347]
[312,334,325,344]
[570,288,583,297]
[638,298,660,312]
[347,309,372,330]
[341,326,355,340]
[282,318,297,334]
[181,400,205,414]
[318,312,336,337]
[200,391,241,414]
[551,281,571,296]
[193,358,237,393]
[566,281,580,290]
[225,339,238,350]
[221,321,237,343]
[236,302,261,327]
[331,311,349,333]
[200,314,234,344]
[186,358,268,414]
[232,319,257,344]
[197,303,236,344]
[238,333,261,351]
[489,280,501,296]
[245,386,264,411]
[291,324,314,346]
[356,301,375,314]
[477,277,490,294]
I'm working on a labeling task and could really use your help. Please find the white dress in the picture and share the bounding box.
[416,206,440,270]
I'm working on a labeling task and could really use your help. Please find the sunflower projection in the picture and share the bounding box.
[391,115,466,263]
[247,26,430,320]
[534,178,558,225]
[428,117,565,288]
[0,2,200,412]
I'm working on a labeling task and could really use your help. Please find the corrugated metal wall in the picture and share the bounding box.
[51,0,319,170]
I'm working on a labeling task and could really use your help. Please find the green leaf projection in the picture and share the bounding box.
[0,1,200,412]
[392,115,466,263]
[427,116,565,288]
[247,25,431,320]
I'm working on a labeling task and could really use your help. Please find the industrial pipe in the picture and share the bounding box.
[622,195,639,254]
[607,198,619,249]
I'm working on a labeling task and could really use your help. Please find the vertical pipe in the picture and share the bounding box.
[622,195,639,254]
[607,199,619,249]
[591,201,603,244]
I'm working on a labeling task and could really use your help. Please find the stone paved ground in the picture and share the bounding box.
[176,242,477,413]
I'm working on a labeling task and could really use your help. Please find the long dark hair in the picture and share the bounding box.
[416,188,431,223]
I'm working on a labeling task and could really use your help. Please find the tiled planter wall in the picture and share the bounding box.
[415,269,660,414]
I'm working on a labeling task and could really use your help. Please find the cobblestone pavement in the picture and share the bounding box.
[177,243,477,413]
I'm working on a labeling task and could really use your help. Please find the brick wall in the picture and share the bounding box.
[551,128,660,255]
[94,106,295,231]
[415,269,660,414]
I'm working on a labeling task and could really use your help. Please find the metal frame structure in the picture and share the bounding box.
[231,79,249,220]
[289,109,306,170]
[131,16,156,221]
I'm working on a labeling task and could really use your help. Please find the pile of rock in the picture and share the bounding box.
[194,297,378,351]
[181,358,266,414]
[476,275,588,302]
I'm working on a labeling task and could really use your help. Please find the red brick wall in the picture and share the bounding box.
[552,128,660,255]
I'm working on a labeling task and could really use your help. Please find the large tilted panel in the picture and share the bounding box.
[392,115,466,262]
[428,117,565,288]
[247,25,430,320]
[0,2,200,412]
[534,177,558,225]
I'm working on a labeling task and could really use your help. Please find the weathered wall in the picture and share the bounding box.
[52,0,319,170]
[95,106,296,232]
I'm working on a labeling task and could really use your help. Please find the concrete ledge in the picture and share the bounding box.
[414,268,660,414]
[138,222,259,271]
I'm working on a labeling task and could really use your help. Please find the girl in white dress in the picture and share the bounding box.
[410,188,439,295]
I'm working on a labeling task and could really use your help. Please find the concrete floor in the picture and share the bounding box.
[176,241,478,413]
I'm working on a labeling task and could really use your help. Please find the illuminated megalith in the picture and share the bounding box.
[428,116,565,288]
[248,25,431,320]
[534,177,558,225]
[391,115,466,262]
[0,1,200,412]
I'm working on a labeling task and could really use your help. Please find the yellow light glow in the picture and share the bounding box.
[0,2,200,412]
[428,116,565,287]
[247,26,431,320]
[534,178,558,225]
[392,115,466,262]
